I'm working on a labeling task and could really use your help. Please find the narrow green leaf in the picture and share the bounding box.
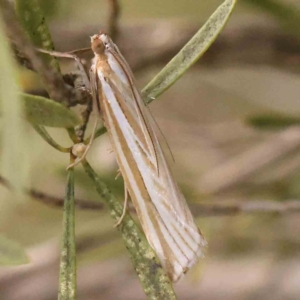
[58,168,76,300]
[15,0,60,71]
[0,15,30,195]
[22,93,81,127]
[31,124,70,152]
[247,112,300,130]
[0,235,29,266]
[83,161,177,300]
[142,0,237,103]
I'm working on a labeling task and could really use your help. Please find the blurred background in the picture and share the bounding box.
[1,0,300,299]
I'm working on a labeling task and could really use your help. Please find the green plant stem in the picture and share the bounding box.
[58,168,76,300]
[82,160,177,300]
[32,124,70,152]
[67,128,80,144]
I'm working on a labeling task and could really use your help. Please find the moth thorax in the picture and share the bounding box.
[91,37,105,55]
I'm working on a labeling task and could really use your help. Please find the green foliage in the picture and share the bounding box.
[142,0,237,103]
[0,0,237,298]
[31,124,70,152]
[58,168,76,300]
[15,0,60,71]
[0,235,29,266]
[22,93,81,128]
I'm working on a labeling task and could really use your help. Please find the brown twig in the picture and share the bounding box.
[76,96,94,141]
[107,0,121,41]
[0,174,103,210]
[12,43,35,71]
[29,189,104,210]
[192,200,300,217]
[1,173,300,216]
[29,194,300,216]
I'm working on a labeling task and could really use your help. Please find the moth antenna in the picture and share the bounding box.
[114,183,129,227]
[146,105,175,163]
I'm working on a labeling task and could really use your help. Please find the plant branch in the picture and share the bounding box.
[107,0,120,41]
[1,173,299,216]
[191,200,300,217]
[30,189,104,210]
[0,174,104,210]
[75,95,93,142]
[31,124,70,152]
[25,184,300,217]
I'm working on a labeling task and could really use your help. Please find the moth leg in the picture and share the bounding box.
[67,117,99,170]
[114,183,128,227]
[37,48,90,89]
[107,148,114,154]
[115,169,121,180]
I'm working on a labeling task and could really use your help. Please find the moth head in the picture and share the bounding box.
[90,34,106,55]
[99,32,111,45]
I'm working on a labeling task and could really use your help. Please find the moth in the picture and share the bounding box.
[89,33,206,282]
[40,32,206,281]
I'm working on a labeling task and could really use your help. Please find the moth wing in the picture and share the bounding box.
[99,71,206,281]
